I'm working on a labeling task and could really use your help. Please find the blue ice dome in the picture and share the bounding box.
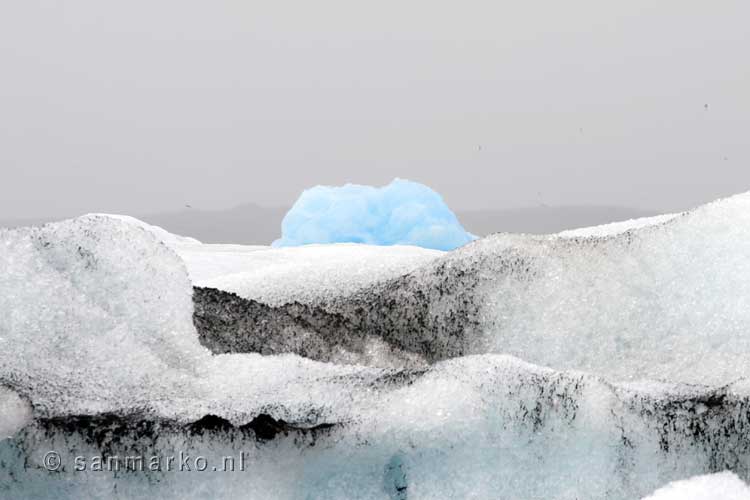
[273,179,476,251]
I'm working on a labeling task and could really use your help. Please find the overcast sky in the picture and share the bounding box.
[1,0,748,218]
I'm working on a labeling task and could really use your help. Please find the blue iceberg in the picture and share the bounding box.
[273,179,476,251]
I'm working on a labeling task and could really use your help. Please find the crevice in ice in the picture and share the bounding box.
[29,412,338,450]
[193,286,430,369]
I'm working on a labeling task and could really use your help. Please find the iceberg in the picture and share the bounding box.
[272,178,476,251]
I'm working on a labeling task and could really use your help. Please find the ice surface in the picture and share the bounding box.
[2,196,750,499]
[90,213,203,248]
[229,191,750,385]
[188,243,442,306]
[0,215,208,414]
[474,191,750,385]
[558,212,681,237]
[172,243,270,282]
[98,214,442,307]
[641,472,750,500]
[0,386,31,438]
[272,178,476,251]
[2,351,750,499]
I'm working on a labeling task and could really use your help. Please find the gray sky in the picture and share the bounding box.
[1,0,749,219]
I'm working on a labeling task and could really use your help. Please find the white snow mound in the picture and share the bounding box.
[642,472,750,500]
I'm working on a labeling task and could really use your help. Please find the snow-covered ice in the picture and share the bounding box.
[557,212,681,237]
[89,213,203,248]
[0,386,31,439]
[641,472,750,500]
[186,191,750,385]
[187,243,442,307]
[475,192,750,384]
[2,192,750,499]
[98,213,442,307]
